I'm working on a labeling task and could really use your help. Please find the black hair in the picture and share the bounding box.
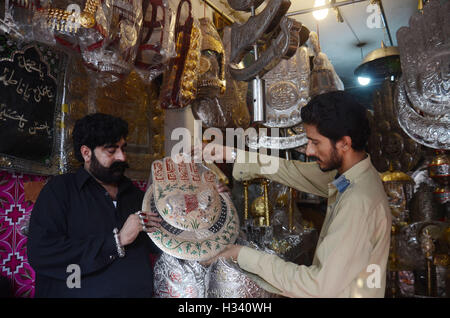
[300,91,370,151]
[72,113,128,163]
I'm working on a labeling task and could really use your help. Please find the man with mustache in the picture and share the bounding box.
[203,91,391,298]
[27,113,162,297]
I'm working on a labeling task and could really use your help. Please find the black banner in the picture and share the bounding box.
[0,34,65,165]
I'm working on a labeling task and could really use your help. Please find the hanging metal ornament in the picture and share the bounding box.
[395,0,450,150]
[262,45,310,129]
[368,80,423,173]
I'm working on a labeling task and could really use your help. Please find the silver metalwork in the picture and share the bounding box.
[227,0,265,12]
[262,46,310,128]
[153,252,207,298]
[394,0,450,150]
[229,0,291,64]
[205,257,277,298]
[246,133,308,150]
[252,76,265,123]
[113,227,125,258]
[395,78,450,150]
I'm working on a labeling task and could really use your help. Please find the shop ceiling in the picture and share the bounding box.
[209,0,418,89]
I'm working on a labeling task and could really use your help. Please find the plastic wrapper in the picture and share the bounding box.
[308,31,344,98]
[154,252,207,298]
[25,0,144,84]
[135,0,176,83]
[409,183,445,223]
[191,19,250,130]
[383,181,414,225]
[78,0,142,82]
[395,221,448,271]
[159,0,201,109]
[1,0,43,41]
[231,180,318,263]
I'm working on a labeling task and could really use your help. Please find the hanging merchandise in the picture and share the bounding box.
[2,0,52,42]
[24,0,144,84]
[262,45,310,129]
[409,183,446,223]
[159,0,201,109]
[226,0,265,12]
[30,0,101,51]
[427,150,449,205]
[80,0,143,81]
[380,168,415,226]
[367,80,423,173]
[191,18,250,129]
[308,31,344,97]
[143,155,239,261]
[227,0,302,82]
[395,0,450,150]
[135,0,176,83]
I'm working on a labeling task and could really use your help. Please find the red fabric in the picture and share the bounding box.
[0,170,47,298]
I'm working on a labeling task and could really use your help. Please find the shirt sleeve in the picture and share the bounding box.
[27,180,118,281]
[237,196,373,297]
[232,148,334,198]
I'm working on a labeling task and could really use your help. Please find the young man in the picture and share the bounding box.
[27,113,162,297]
[204,91,391,298]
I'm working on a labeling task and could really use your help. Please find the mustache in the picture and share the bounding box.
[109,161,129,172]
[307,156,320,162]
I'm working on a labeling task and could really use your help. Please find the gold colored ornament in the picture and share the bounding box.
[380,163,414,226]
[250,195,273,227]
[42,0,99,33]
[79,11,96,28]
[243,180,249,221]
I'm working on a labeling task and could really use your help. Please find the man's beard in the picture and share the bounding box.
[89,153,129,184]
[318,145,342,172]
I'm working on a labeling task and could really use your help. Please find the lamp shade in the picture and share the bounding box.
[354,45,401,78]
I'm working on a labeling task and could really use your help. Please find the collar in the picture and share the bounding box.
[75,167,134,193]
[75,167,91,190]
[331,154,371,194]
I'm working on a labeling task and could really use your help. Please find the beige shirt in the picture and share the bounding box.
[232,150,391,298]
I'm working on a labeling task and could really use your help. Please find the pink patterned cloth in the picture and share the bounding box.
[0,169,148,298]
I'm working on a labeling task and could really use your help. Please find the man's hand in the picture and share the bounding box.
[201,244,243,266]
[192,142,236,164]
[142,211,162,233]
[119,211,162,246]
[215,182,231,194]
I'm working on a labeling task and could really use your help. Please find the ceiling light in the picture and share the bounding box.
[358,76,371,86]
[312,0,329,21]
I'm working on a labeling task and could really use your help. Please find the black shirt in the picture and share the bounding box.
[27,167,160,297]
